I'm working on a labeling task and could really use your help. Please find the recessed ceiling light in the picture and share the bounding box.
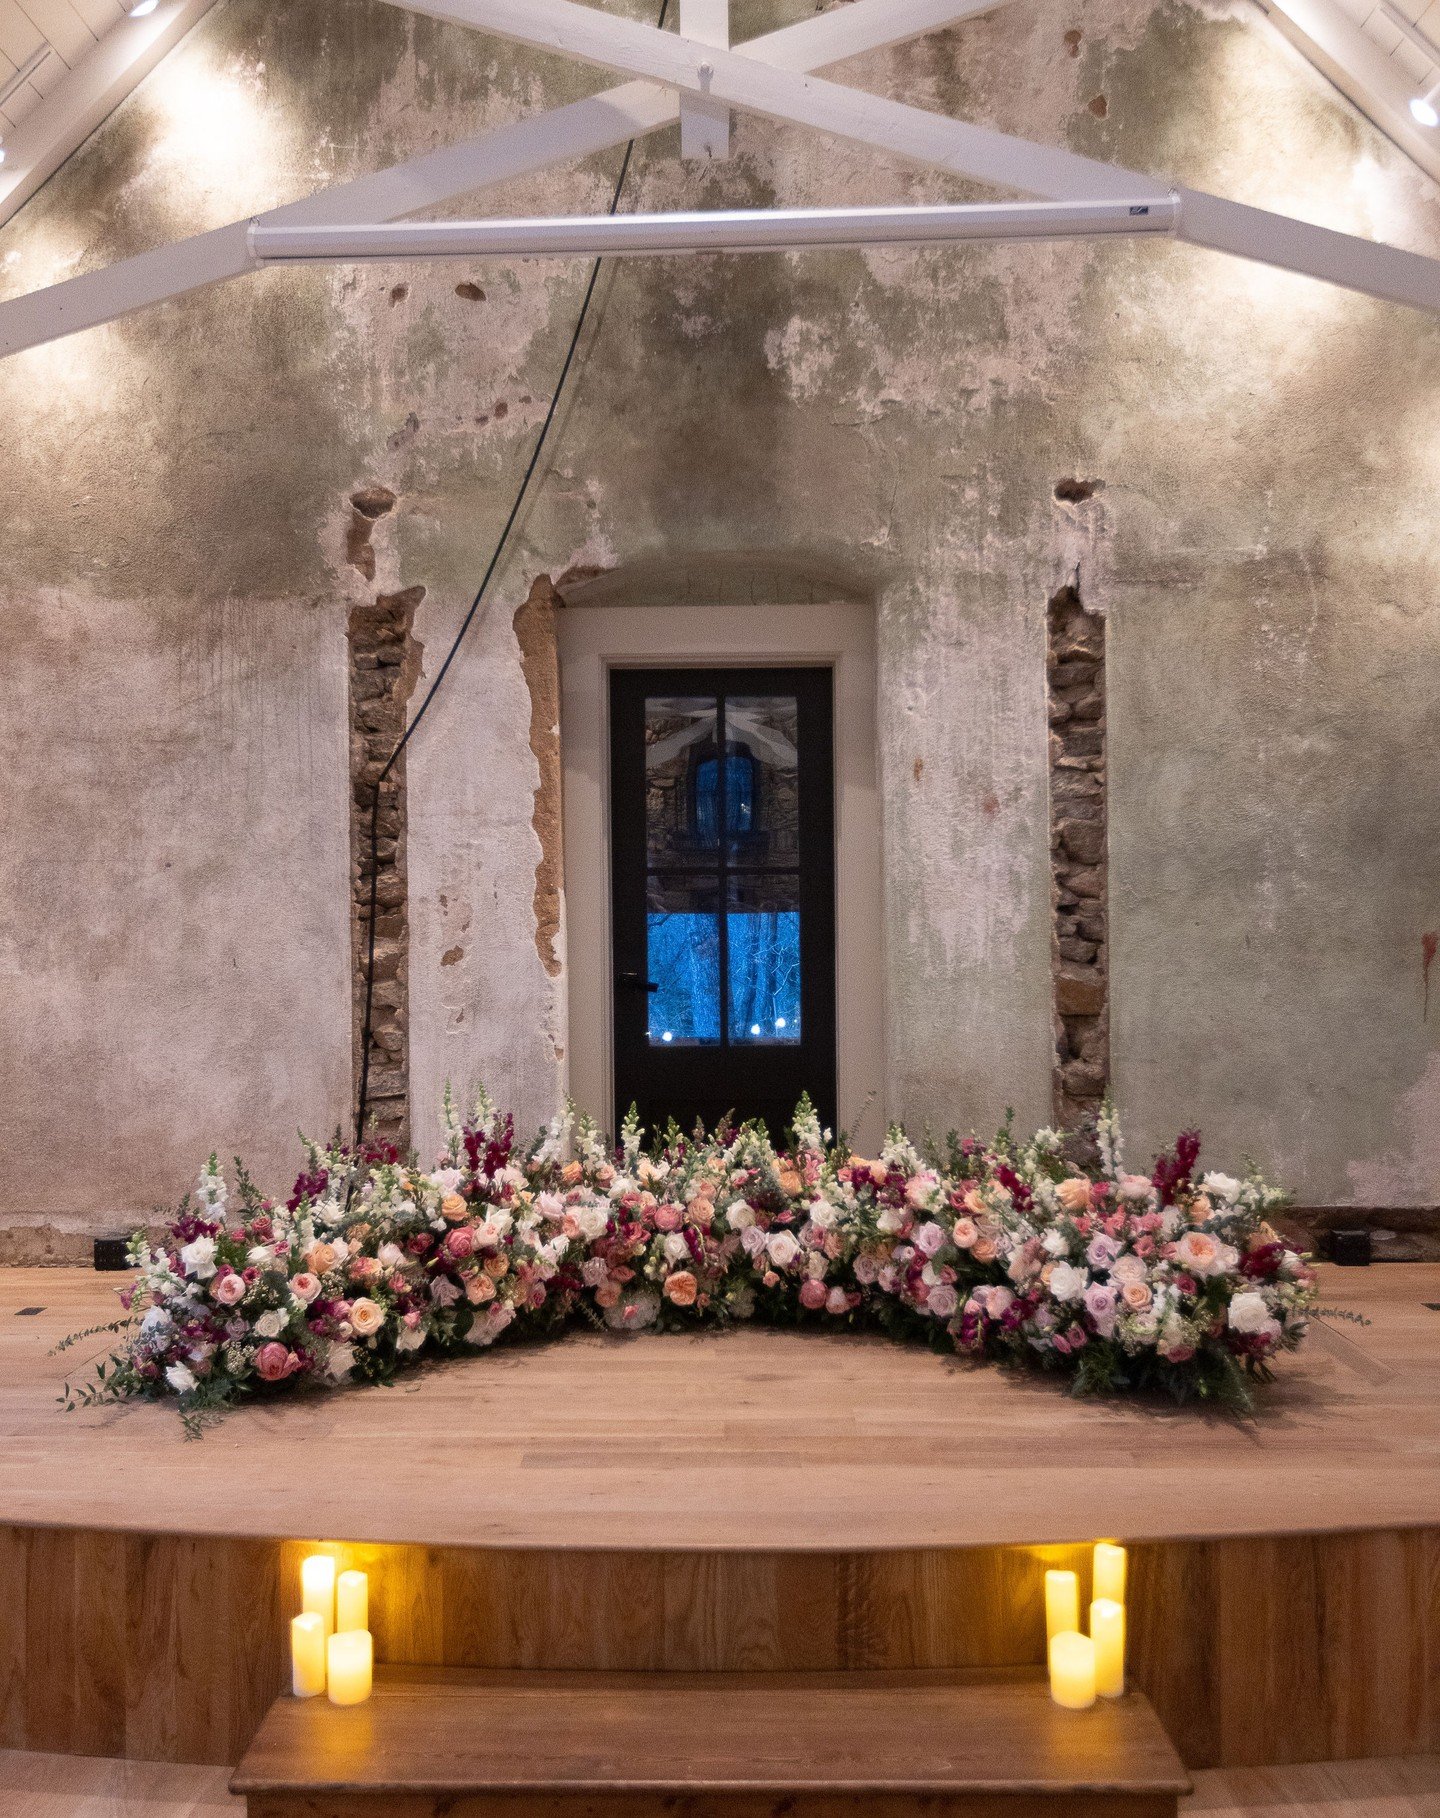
[1412,95,1439,126]
[128,0,160,16]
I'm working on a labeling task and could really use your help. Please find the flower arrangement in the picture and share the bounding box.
[66,1089,1317,1427]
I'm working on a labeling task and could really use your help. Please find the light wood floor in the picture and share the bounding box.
[2,1751,1437,1817]
[1,1264,1435,1550]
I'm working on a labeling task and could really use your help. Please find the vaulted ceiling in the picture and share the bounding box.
[0,0,215,224]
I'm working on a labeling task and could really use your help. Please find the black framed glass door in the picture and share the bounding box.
[610,666,836,1139]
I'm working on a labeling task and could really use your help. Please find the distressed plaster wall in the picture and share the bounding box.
[1,0,1437,1241]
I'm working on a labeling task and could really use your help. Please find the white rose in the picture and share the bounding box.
[663,1233,690,1264]
[395,1324,427,1353]
[807,1199,837,1230]
[1047,1262,1087,1303]
[726,1200,756,1229]
[1042,1228,1069,1258]
[1227,1290,1273,1334]
[165,1362,197,1393]
[254,1309,287,1339]
[1201,1172,1243,1203]
[876,1207,906,1234]
[766,1230,802,1269]
[324,1341,357,1381]
[377,1243,407,1269]
[178,1237,217,1281]
[575,1203,610,1240]
[246,1246,273,1267]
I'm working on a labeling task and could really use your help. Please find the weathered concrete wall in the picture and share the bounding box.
[1,0,1437,1242]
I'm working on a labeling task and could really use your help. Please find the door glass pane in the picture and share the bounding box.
[644,696,718,865]
[647,874,720,1046]
[728,873,802,1044]
[726,695,799,867]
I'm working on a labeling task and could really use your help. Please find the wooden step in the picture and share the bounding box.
[232,1666,1191,1818]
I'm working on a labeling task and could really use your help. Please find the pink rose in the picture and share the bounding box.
[799,1277,828,1310]
[1174,1230,1223,1277]
[1083,1282,1118,1335]
[826,1286,852,1316]
[951,1216,978,1249]
[913,1222,945,1257]
[443,1226,476,1262]
[653,1205,682,1232]
[1086,1234,1121,1270]
[594,1281,621,1308]
[853,1252,880,1284]
[928,1283,959,1319]
[212,1271,246,1306]
[290,1272,322,1305]
[255,1342,295,1382]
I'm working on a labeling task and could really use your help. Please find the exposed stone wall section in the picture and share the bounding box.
[348,515,424,1149]
[512,575,564,981]
[1048,581,1110,1134]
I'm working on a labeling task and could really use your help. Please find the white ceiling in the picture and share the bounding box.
[1260,0,1440,186]
[0,0,132,134]
[0,0,215,225]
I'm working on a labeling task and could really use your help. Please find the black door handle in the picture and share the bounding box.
[617,970,660,992]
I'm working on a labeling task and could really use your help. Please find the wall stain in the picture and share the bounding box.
[513,575,564,980]
[1424,931,1437,1021]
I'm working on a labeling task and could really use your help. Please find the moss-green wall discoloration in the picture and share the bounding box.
[1,0,1437,1231]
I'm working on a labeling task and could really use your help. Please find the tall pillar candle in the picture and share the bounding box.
[290,1613,326,1698]
[327,1628,373,1706]
[1091,1598,1125,1698]
[1044,1569,1079,1643]
[1048,1630,1097,1710]
[336,1569,369,1634]
[1093,1542,1127,1605]
[301,1554,336,1638]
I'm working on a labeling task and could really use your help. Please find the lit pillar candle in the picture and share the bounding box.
[301,1554,336,1638]
[1044,1569,1080,1643]
[327,1628,373,1706]
[290,1613,326,1698]
[336,1569,369,1634]
[1091,1597,1126,1699]
[1048,1630,1097,1710]
[1093,1542,1127,1605]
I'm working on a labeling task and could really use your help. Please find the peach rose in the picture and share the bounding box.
[305,1242,337,1275]
[595,1281,622,1308]
[349,1297,384,1337]
[441,1192,468,1222]
[1055,1177,1093,1215]
[466,1273,496,1305]
[971,1238,998,1263]
[777,1165,804,1197]
[1121,1281,1153,1312]
[962,1186,987,1215]
[663,1271,698,1307]
[562,1161,583,1186]
[1174,1229,1223,1277]
[484,1252,509,1280]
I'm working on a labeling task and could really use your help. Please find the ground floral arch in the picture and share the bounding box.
[69,1087,1317,1428]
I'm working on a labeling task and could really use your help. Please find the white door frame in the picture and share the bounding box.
[558,598,884,1152]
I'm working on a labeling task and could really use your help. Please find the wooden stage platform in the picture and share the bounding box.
[0,1265,1436,1775]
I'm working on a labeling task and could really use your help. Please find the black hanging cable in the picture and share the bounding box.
[355,0,671,1146]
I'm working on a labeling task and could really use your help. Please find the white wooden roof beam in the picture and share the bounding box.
[379,0,1439,308]
[679,0,729,161]
[0,0,1012,355]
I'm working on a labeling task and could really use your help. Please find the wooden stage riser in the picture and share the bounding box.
[1,1527,1435,1773]
[243,1796,1182,1818]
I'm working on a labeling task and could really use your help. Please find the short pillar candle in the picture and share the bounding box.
[327,1628,373,1706]
[290,1613,326,1698]
[1093,1542,1127,1605]
[301,1554,336,1638]
[1044,1569,1080,1643]
[1091,1597,1126,1698]
[1048,1630,1097,1710]
[336,1569,369,1634]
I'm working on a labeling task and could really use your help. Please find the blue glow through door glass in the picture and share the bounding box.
[646,875,720,1045]
[728,874,801,1044]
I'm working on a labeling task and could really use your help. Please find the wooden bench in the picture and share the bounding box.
[232,1666,1190,1818]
